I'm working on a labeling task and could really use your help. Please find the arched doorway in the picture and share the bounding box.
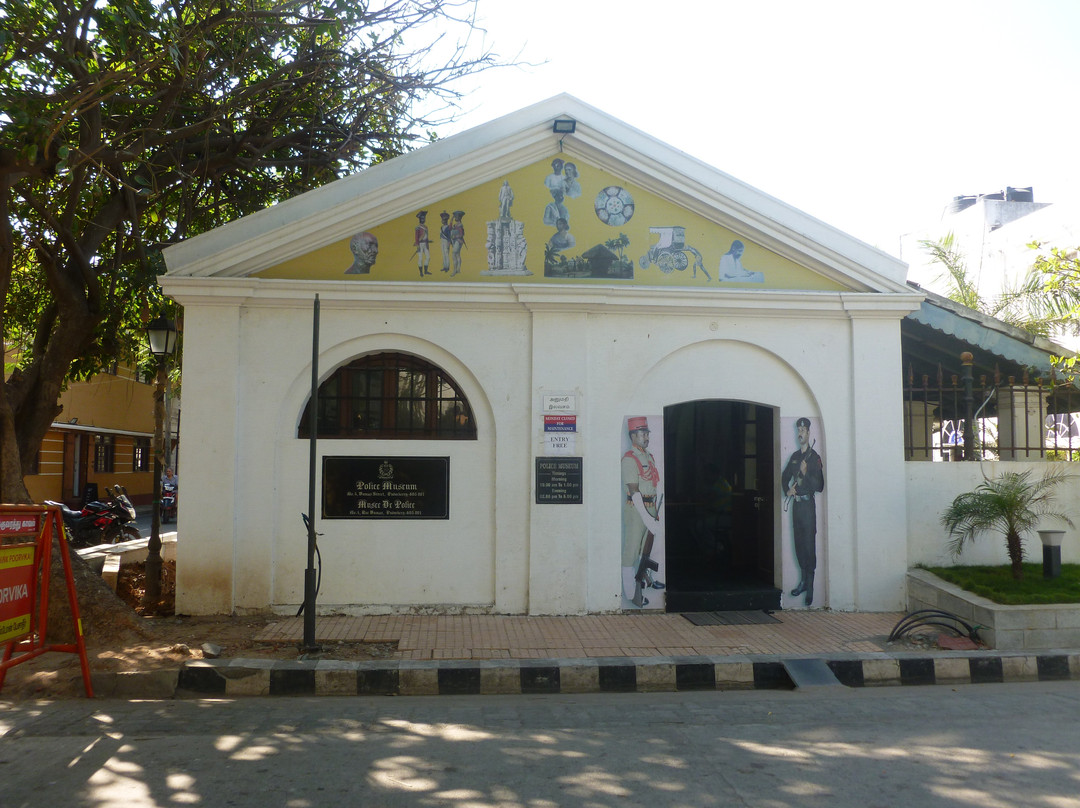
[663,400,780,611]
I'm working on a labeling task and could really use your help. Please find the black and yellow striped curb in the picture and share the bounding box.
[88,652,1080,699]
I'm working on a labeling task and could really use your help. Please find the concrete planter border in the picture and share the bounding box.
[907,568,1080,650]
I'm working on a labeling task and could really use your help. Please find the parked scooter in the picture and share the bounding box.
[46,485,141,548]
[161,482,177,524]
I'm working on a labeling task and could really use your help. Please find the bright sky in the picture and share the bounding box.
[438,0,1080,260]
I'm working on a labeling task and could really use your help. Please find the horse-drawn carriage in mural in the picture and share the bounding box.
[639,226,706,275]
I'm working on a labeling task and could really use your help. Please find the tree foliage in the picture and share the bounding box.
[0,0,500,501]
[921,233,1080,341]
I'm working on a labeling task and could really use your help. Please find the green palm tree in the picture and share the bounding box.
[941,468,1075,580]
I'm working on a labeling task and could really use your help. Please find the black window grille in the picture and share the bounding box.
[299,352,476,440]
[133,437,150,472]
[94,434,115,472]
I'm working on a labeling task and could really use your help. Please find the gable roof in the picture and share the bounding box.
[161,94,910,293]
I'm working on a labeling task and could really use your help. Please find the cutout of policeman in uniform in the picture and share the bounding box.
[622,416,665,607]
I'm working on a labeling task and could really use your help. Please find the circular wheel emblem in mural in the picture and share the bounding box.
[594,186,635,226]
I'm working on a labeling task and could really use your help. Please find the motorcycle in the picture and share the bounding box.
[161,482,177,523]
[46,485,141,548]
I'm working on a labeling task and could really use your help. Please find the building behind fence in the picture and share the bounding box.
[904,355,1080,461]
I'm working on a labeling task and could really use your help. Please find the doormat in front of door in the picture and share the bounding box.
[682,611,781,626]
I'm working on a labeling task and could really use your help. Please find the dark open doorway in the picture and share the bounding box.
[663,400,780,611]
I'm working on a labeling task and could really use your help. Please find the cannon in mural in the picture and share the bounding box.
[639,226,710,279]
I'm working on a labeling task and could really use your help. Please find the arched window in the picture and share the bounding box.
[298,352,476,440]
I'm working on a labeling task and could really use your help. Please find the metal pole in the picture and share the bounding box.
[302,295,320,651]
[143,355,166,610]
[960,352,975,461]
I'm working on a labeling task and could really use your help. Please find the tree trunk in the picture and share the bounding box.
[1006,530,1024,580]
[0,384,31,504]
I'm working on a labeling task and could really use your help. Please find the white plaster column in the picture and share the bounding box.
[174,303,241,614]
[527,309,590,614]
[845,303,910,611]
[997,385,1049,460]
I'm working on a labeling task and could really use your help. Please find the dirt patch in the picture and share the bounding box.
[0,558,394,701]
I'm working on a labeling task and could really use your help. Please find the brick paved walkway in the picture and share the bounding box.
[254,611,904,660]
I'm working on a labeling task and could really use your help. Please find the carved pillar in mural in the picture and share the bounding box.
[482,181,531,276]
[483,218,531,276]
[997,385,1049,460]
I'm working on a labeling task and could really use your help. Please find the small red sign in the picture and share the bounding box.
[0,514,39,536]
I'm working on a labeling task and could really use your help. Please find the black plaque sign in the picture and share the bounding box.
[322,456,449,519]
[535,457,583,504]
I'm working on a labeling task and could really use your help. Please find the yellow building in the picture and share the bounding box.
[23,362,164,508]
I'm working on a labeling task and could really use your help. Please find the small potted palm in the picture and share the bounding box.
[941,467,1074,580]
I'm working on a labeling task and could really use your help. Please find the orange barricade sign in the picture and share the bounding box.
[0,543,36,644]
[0,505,93,697]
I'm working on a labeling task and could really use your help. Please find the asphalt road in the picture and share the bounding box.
[2,682,1078,807]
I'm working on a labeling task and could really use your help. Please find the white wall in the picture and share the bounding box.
[169,280,917,614]
[906,460,1080,568]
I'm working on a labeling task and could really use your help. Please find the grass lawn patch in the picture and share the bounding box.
[922,563,1080,605]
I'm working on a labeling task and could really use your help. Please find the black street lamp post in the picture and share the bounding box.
[144,316,177,611]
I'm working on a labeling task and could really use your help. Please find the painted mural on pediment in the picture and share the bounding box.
[255,157,848,291]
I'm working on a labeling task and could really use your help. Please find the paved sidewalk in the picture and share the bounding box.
[254,610,901,659]
[130,609,1080,699]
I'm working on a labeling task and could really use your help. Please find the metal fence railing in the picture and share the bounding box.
[903,363,1080,461]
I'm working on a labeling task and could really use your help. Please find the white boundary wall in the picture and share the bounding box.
[906,460,1080,568]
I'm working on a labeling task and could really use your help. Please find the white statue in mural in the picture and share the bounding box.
[483,181,531,276]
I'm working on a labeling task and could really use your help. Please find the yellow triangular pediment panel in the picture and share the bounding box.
[256,156,848,290]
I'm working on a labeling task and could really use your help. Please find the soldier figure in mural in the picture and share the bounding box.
[782,417,824,606]
[345,231,379,274]
[622,416,665,607]
[439,211,452,272]
[450,210,466,276]
[414,210,431,277]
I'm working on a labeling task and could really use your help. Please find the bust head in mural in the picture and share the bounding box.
[345,231,379,274]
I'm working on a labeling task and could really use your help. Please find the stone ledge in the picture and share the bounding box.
[907,568,1080,650]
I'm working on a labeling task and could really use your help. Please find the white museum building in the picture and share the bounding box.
[160,95,927,617]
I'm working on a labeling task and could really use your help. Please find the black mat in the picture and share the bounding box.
[682,610,781,626]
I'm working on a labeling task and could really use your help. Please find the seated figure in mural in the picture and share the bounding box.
[622,416,665,608]
[717,239,764,283]
[345,231,379,274]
